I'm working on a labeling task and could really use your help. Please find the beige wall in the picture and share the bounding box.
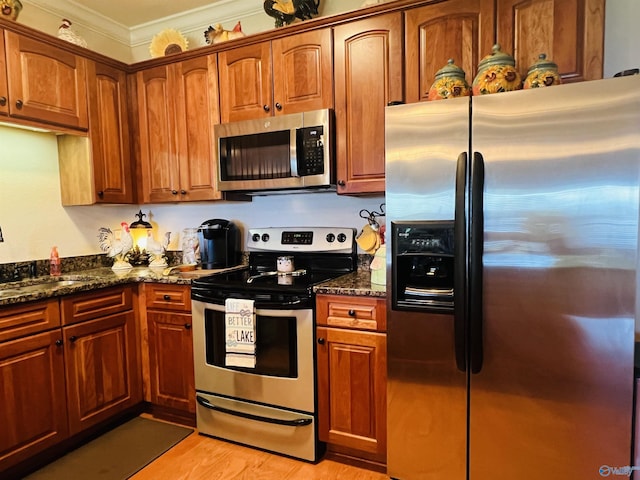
[0,126,380,263]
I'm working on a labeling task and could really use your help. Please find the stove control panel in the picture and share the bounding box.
[248,227,355,253]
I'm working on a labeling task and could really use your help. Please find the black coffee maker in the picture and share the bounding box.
[197,219,241,269]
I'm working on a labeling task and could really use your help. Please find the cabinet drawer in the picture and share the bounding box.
[146,284,191,312]
[0,299,60,343]
[60,285,133,325]
[316,294,386,331]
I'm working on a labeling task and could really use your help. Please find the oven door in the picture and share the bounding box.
[191,300,315,413]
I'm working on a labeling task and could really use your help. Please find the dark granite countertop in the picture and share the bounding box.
[0,265,387,306]
[313,270,387,298]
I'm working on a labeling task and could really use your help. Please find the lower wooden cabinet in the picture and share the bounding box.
[316,294,387,467]
[145,284,195,424]
[0,329,67,472]
[63,310,140,434]
[0,286,141,474]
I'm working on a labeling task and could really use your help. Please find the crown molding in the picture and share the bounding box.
[22,0,262,48]
[130,0,264,47]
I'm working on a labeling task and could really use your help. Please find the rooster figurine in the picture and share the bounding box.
[147,231,171,267]
[57,19,87,48]
[98,222,133,270]
[204,21,245,45]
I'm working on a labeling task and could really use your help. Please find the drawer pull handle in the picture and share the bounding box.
[185,323,191,330]
[0,96,6,106]
[55,339,63,347]
[15,99,23,109]
[317,337,325,345]
[163,295,171,301]
[348,309,356,317]
[69,336,77,343]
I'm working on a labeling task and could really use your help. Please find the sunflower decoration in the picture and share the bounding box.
[149,29,188,58]
[472,44,522,96]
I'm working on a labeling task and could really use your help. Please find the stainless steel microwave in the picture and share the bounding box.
[214,109,334,193]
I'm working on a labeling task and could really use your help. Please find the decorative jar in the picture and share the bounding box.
[523,53,562,89]
[428,59,470,101]
[472,44,522,95]
[1,0,22,20]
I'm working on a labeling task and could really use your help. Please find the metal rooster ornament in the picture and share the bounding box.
[263,0,320,28]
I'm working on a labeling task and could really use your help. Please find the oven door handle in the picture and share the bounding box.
[196,395,312,427]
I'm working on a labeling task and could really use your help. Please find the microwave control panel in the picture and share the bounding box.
[296,126,325,176]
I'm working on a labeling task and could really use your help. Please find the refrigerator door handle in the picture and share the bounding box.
[470,151,485,374]
[454,152,468,373]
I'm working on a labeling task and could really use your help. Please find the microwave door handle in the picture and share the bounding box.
[290,129,299,177]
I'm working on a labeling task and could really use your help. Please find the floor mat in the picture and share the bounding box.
[24,417,193,480]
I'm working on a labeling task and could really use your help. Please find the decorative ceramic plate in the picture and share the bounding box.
[149,29,188,58]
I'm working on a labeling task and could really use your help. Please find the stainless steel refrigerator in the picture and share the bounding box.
[385,75,640,480]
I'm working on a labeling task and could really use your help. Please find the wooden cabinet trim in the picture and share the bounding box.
[60,285,133,325]
[316,294,387,331]
[145,283,191,312]
[0,298,60,343]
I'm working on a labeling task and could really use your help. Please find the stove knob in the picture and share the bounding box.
[337,233,347,243]
[261,233,270,242]
[252,233,260,242]
[326,233,335,243]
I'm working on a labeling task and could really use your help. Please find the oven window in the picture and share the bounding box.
[204,309,298,378]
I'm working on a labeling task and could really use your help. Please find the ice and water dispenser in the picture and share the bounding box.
[391,221,455,312]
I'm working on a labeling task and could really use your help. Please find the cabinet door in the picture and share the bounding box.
[496,0,605,83]
[174,55,222,201]
[334,13,403,195]
[0,330,68,472]
[137,65,181,203]
[272,28,333,115]
[148,311,195,414]
[4,31,88,130]
[88,62,134,203]
[218,42,272,122]
[405,0,495,103]
[64,311,141,434]
[0,30,7,116]
[316,326,387,461]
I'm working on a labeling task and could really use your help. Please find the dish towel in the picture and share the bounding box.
[225,298,256,368]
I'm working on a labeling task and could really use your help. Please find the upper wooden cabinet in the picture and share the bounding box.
[496,0,605,83]
[218,28,333,123]
[58,61,134,205]
[88,62,134,203]
[3,31,88,130]
[137,55,222,203]
[0,30,7,116]
[405,0,495,103]
[333,13,403,195]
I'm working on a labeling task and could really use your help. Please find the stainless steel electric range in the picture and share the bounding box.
[191,226,356,461]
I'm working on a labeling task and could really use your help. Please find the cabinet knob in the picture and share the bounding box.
[15,99,23,109]
[180,189,187,195]
[69,336,77,343]
[0,96,6,106]
[97,191,104,197]
[275,102,282,111]
[171,190,178,195]
[185,323,191,330]
[337,180,346,187]
[348,309,356,317]
[163,294,171,301]
[317,337,325,345]
[263,104,270,112]
[55,339,63,347]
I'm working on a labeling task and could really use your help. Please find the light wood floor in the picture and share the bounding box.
[130,429,390,480]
